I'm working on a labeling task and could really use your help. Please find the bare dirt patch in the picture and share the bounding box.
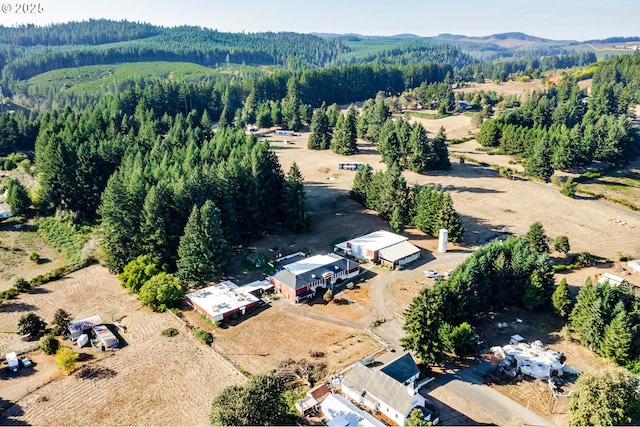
[454,79,547,97]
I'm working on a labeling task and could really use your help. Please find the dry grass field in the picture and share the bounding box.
[210,298,380,376]
[0,219,67,292]
[1,265,246,426]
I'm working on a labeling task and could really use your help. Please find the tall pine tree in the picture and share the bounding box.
[176,200,230,285]
[282,162,308,232]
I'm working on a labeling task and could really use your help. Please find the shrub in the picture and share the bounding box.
[3,288,19,299]
[55,346,79,372]
[40,334,60,355]
[161,328,179,338]
[560,177,577,197]
[193,328,213,345]
[29,251,40,263]
[13,277,31,292]
[576,251,596,267]
[309,350,325,358]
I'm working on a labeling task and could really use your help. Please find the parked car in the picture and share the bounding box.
[20,357,32,368]
[444,269,454,277]
[424,270,440,279]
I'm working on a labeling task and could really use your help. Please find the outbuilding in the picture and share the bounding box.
[186,281,261,323]
[334,230,421,269]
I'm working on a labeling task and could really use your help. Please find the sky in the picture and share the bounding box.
[0,0,638,41]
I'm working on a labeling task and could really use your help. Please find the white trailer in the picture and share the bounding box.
[6,352,19,372]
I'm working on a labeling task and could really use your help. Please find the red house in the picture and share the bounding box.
[270,254,360,303]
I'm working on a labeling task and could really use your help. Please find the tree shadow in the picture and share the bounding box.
[0,400,28,426]
[0,302,37,313]
[27,287,50,294]
[217,302,272,329]
[75,365,117,380]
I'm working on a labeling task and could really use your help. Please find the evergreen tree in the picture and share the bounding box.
[282,77,302,131]
[434,192,464,243]
[402,286,445,366]
[5,178,30,216]
[330,106,357,155]
[282,162,308,232]
[600,302,632,365]
[98,162,145,273]
[413,186,443,237]
[389,206,405,233]
[375,163,407,221]
[432,126,451,170]
[176,201,230,285]
[326,103,340,127]
[307,105,330,150]
[255,101,273,129]
[377,120,402,166]
[51,308,72,337]
[552,278,573,318]
[140,183,180,267]
[523,269,545,310]
[553,235,571,256]
[17,312,47,338]
[407,123,431,172]
[351,163,372,205]
[525,136,554,182]
[525,221,549,255]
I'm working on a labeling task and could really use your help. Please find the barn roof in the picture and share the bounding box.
[335,230,408,252]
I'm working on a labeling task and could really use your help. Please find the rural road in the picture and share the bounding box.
[369,250,474,348]
[425,363,554,426]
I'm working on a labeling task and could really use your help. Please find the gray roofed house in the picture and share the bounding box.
[270,253,360,303]
[341,360,425,426]
[380,352,420,385]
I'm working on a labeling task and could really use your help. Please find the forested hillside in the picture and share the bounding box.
[0,19,618,110]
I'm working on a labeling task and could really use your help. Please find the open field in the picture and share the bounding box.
[0,219,68,292]
[210,297,380,376]
[262,125,640,261]
[1,265,246,426]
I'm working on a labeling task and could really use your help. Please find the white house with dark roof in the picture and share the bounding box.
[341,353,426,425]
[270,254,360,303]
[334,230,421,270]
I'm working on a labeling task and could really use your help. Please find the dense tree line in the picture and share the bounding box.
[569,278,640,368]
[0,23,348,83]
[32,89,310,278]
[476,69,639,177]
[457,51,597,82]
[402,233,555,365]
[0,19,162,46]
[351,164,463,242]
